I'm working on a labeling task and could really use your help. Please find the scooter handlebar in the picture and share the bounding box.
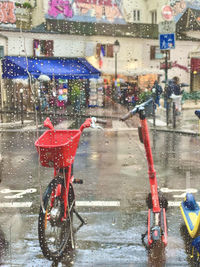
[120,108,137,121]
[120,98,153,121]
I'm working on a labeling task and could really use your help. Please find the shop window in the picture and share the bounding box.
[150,46,170,60]
[133,10,140,22]
[0,46,4,58]
[33,39,54,57]
[151,10,157,24]
[96,43,114,58]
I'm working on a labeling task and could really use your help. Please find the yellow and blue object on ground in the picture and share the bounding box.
[180,109,200,262]
[180,192,200,261]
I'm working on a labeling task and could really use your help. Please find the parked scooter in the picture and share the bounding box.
[121,98,168,249]
[180,109,200,262]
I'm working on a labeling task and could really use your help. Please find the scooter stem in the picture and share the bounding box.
[140,118,160,213]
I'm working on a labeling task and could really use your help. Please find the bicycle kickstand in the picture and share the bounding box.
[73,207,87,232]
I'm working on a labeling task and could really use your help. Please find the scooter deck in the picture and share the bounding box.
[148,208,167,246]
[180,193,200,239]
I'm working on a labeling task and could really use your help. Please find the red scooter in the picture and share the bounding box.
[121,98,168,248]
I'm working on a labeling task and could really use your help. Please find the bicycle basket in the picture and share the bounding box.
[35,130,81,168]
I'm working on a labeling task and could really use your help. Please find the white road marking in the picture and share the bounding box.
[0,188,37,199]
[76,201,120,207]
[168,201,200,207]
[160,188,198,194]
[173,193,191,198]
[0,202,32,208]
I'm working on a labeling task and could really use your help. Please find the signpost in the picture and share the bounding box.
[159,33,175,50]
[161,5,173,21]
[159,6,175,126]
[158,21,176,34]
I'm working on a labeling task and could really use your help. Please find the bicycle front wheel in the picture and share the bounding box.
[38,177,75,262]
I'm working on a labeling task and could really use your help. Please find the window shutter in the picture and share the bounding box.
[46,40,54,57]
[33,39,40,57]
[150,46,155,60]
[96,43,101,57]
[107,44,113,57]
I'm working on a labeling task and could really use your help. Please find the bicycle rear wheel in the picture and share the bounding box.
[38,177,75,262]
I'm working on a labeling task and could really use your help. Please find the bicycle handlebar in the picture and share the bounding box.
[80,117,107,131]
[43,117,107,132]
[120,98,153,121]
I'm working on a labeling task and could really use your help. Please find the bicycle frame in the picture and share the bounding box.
[48,118,93,222]
[36,117,107,261]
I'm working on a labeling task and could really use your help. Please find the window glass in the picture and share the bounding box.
[0,0,199,266]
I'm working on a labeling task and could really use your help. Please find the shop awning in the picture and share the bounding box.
[2,56,101,79]
[102,67,163,76]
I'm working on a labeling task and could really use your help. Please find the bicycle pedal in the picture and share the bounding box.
[73,179,83,184]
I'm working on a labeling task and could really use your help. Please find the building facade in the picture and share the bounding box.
[1,0,200,111]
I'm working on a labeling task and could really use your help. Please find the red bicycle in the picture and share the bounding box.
[35,117,106,262]
[121,98,168,249]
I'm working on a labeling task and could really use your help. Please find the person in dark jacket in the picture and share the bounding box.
[164,80,174,108]
[171,76,183,113]
[151,80,163,108]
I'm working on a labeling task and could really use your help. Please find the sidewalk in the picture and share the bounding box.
[149,99,200,135]
[1,97,200,135]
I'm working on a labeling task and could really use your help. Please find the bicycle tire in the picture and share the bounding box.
[38,177,75,262]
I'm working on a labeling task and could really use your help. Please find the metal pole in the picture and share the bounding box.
[166,101,169,126]
[0,59,3,123]
[173,101,176,128]
[115,52,117,81]
[165,50,168,84]
[165,50,169,126]
[20,89,24,125]
[114,52,118,102]
[153,99,156,127]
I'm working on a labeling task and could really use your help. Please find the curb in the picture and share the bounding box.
[150,126,199,136]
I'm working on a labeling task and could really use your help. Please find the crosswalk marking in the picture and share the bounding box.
[0,202,32,208]
[76,201,120,207]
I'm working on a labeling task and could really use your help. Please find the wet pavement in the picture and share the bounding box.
[0,115,200,266]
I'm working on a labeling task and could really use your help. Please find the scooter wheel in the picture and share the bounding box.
[146,193,153,209]
[159,192,168,211]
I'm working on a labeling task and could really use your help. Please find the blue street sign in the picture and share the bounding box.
[159,33,175,50]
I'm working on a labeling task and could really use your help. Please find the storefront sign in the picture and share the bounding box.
[48,0,73,18]
[160,62,172,69]
[0,1,16,24]
[47,0,124,23]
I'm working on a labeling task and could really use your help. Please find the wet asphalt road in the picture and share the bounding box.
[0,120,200,266]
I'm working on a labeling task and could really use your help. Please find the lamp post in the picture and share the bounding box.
[113,40,120,100]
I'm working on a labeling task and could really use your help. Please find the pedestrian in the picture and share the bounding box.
[171,76,183,114]
[151,80,163,108]
[164,80,173,109]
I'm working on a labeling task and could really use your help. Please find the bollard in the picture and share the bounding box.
[153,100,156,127]
[20,88,24,125]
[172,102,176,129]
[166,100,169,126]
